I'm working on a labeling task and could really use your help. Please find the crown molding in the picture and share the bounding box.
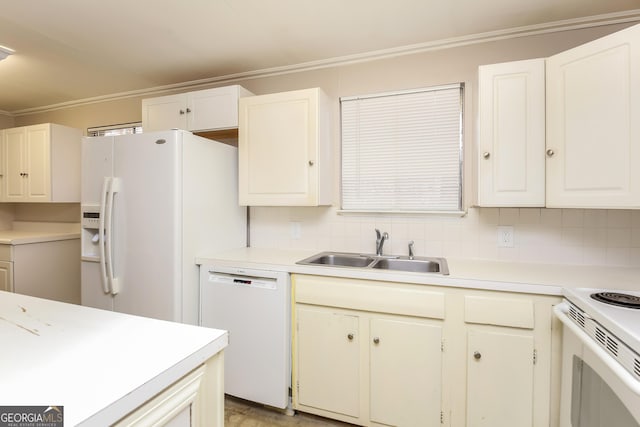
[12,9,640,117]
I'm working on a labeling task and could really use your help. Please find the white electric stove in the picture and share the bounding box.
[556,288,640,426]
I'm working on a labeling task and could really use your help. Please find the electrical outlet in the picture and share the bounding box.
[497,226,514,248]
[290,221,301,239]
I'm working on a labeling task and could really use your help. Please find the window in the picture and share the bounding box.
[87,122,143,137]
[340,84,463,213]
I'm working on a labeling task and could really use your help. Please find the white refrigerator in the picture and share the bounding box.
[80,130,246,324]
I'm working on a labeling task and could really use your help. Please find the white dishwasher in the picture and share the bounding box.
[200,265,291,410]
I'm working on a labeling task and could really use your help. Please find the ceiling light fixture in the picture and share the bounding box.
[0,45,15,61]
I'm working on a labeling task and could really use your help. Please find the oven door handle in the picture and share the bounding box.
[554,302,640,396]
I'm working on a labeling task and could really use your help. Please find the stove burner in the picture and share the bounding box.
[591,292,640,309]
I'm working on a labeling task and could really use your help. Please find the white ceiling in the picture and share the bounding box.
[0,0,639,114]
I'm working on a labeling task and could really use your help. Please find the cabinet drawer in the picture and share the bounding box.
[294,275,445,319]
[464,295,534,329]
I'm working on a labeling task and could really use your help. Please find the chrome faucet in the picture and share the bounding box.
[375,229,389,256]
[408,240,414,260]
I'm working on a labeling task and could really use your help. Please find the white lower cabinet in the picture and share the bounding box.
[292,274,561,427]
[293,274,445,426]
[114,352,224,427]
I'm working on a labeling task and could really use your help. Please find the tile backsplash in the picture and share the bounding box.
[249,206,640,267]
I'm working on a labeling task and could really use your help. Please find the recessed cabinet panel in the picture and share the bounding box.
[25,126,50,200]
[4,127,26,200]
[546,24,640,208]
[467,329,535,427]
[142,94,187,131]
[477,59,545,206]
[239,88,332,206]
[0,260,13,292]
[369,318,442,426]
[245,100,310,195]
[296,306,360,418]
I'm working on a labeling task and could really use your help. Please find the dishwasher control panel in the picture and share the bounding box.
[207,271,277,290]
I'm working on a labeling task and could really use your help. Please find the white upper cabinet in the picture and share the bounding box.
[546,23,640,208]
[142,85,253,133]
[477,23,640,208]
[478,59,546,207]
[238,88,332,206]
[2,123,81,202]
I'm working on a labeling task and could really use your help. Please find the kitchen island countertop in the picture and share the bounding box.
[197,247,640,295]
[0,291,227,426]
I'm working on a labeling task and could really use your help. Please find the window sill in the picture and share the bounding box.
[336,209,467,218]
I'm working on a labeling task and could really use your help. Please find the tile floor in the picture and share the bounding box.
[224,396,355,426]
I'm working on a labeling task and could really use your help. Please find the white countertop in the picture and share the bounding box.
[0,291,227,426]
[0,229,79,244]
[0,221,80,245]
[196,247,640,295]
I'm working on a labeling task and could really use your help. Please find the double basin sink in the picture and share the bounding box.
[297,251,449,275]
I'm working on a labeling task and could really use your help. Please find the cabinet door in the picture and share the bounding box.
[546,24,640,208]
[4,126,26,201]
[296,306,360,418]
[24,124,51,201]
[239,88,320,206]
[466,329,534,427]
[0,260,13,292]
[187,86,240,131]
[477,59,545,207]
[370,317,442,427]
[142,93,188,132]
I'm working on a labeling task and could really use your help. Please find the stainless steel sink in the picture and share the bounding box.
[296,251,449,275]
[370,257,449,274]
[297,252,376,268]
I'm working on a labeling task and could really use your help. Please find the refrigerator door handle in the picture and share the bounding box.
[98,177,110,294]
[106,177,121,295]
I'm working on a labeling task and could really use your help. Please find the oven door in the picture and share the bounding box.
[555,303,640,427]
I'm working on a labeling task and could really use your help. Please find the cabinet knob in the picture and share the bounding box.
[373,337,380,344]
[473,351,482,360]
[347,333,354,341]
[546,149,555,157]
[179,109,185,115]
[186,108,192,113]
[482,152,491,159]
[308,160,314,166]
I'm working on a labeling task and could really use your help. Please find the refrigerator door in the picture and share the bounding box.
[111,131,181,321]
[81,136,115,311]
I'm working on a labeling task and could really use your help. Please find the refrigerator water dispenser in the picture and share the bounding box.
[81,205,101,261]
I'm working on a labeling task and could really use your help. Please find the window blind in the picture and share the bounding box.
[87,122,143,137]
[340,84,463,212]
